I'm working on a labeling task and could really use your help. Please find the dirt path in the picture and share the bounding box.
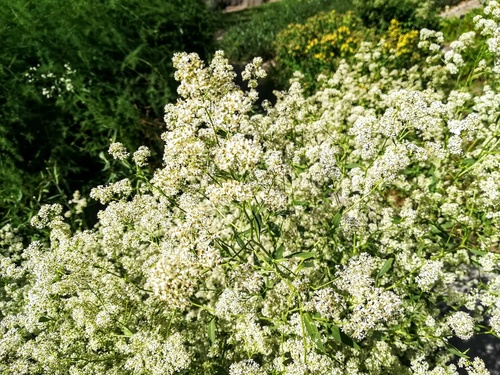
[440,0,482,18]
[224,0,281,13]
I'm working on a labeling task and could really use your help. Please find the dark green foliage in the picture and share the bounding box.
[435,0,464,9]
[352,0,441,31]
[218,0,355,63]
[0,0,216,229]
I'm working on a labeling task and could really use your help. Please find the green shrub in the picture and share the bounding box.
[0,0,217,229]
[352,0,440,30]
[274,10,424,93]
[218,0,354,63]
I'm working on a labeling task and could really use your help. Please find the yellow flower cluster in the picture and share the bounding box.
[276,10,362,65]
[274,11,428,93]
[385,19,420,57]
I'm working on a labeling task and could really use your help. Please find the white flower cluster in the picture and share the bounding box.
[458,357,490,375]
[4,4,500,372]
[0,224,25,281]
[474,1,500,73]
[447,311,475,340]
[108,141,130,160]
[90,178,133,204]
[132,145,151,167]
[25,62,76,98]
[229,359,265,375]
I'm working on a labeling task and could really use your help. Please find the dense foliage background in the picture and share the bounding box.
[0,0,216,230]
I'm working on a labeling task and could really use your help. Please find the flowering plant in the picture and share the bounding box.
[275,10,425,93]
[2,2,500,374]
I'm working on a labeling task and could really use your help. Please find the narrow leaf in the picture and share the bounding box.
[303,313,325,352]
[286,251,316,260]
[120,326,134,337]
[447,344,470,359]
[268,221,281,237]
[330,324,360,350]
[207,318,216,344]
[461,158,476,166]
[468,248,488,256]
[293,200,309,206]
[234,233,246,249]
[252,207,263,235]
[331,212,342,228]
[330,324,342,343]
[274,244,285,260]
[376,257,394,282]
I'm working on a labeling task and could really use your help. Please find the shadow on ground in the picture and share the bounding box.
[450,334,500,374]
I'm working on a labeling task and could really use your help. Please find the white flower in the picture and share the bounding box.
[416,260,444,292]
[229,359,265,375]
[458,357,490,375]
[447,311,475,340]
[108,142,129,160]
[132,145,151,167]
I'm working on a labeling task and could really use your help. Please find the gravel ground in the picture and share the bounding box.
[450,334,500,374]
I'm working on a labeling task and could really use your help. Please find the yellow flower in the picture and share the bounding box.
[313,52,326,61]
[396,30,419,56]
[321,33,337,44]
[388,19,400,40]
[337,26,351,35]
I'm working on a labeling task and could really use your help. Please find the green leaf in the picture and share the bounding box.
[441,221,453,229]
[207,318,216,344]
[286,251,316,260]
[234,233,246,249]
[38,316,51,322]
[274,244,285,260]
[461,158,476,166]
[292,164,308,171]
[447,344,470,359]
[391,216,403,224]
[268,221,281,237]
[376,257,394,284]
[217,240,230,254]
[468,248,488,256]
[330,325,360,350]
[122,44,145,70]
[330,324,342,343]
[430,225,441,234]
[302,313,325,352]
[331,212,342,228]
[120,325,134,337]
[293,200,310,206]
[252,206,263,235]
